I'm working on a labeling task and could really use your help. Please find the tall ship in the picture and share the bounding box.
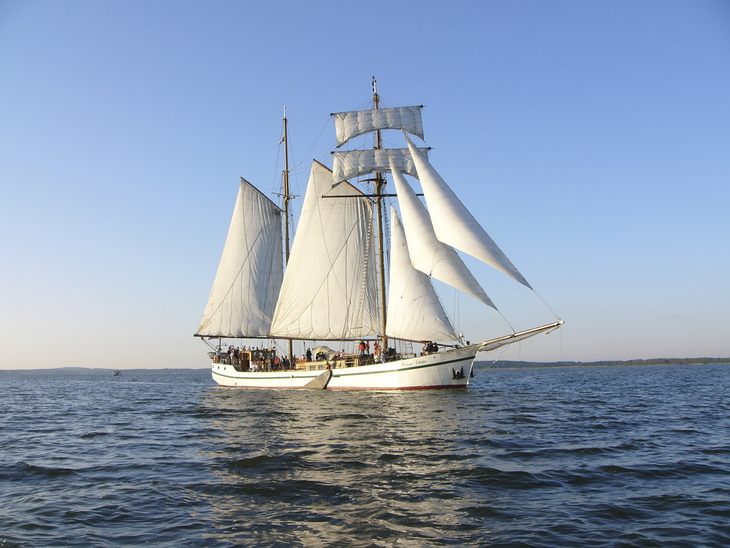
[195,81,563,389]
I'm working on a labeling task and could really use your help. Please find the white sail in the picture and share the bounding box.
[269,161,380,340]
[332,148,428,184]
[404,135,531,288]
[197,178,283,338]
[386,207,459,342]
[390,160,496,309]
[332,106,424,147]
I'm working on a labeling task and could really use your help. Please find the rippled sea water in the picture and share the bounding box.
[1,364,729,547]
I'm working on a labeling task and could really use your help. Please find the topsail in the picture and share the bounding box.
[332,106,424,147]
[332,148,429,184]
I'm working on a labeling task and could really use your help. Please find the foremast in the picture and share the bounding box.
[371,78,389,353]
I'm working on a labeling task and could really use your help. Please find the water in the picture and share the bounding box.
[1,364,729,547]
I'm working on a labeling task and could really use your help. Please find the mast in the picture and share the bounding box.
[372,77,389,351]
[282,108,294,364]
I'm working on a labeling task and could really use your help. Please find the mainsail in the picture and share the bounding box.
[386,207,459,342]
[269,161,380,340]
[196,178,283,338]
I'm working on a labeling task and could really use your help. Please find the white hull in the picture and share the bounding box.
[211,345,480,390]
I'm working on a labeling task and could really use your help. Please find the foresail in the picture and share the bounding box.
[390,160,496,309]
[332,106,424,147]
[405,135,532,289]
[269,161,380,340]
[197,178,283,338]
[332,148,429,184]
[387,208,459,342]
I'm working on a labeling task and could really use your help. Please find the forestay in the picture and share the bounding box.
[196,178,283,338]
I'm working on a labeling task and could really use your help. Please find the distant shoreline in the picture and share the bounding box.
[0,367,210,375]
[477,357,730,369]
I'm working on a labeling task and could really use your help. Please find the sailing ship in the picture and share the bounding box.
[195,82,563,389]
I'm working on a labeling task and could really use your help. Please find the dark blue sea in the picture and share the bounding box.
[1,364,729,547]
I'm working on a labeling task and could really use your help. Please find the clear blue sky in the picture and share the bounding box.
[1,0,728,369]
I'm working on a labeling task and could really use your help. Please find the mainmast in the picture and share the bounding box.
[282,108,294,364]
[372,77,389,351]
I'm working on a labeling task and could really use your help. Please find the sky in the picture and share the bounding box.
[1,0,728,369]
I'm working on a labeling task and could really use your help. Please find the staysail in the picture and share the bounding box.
[386,207,459,342]
[269,161,380,340]
[404,135,531,288]
[196,178,283,338]
[389,160,496,309]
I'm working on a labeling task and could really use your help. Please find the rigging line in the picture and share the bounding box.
[508,277,562,323]
[353,198,374,338]
[472,356,511,380]
[469,325,554,379]
[335,98,373,113]
[372,96,419,111]
[498,326,557,361]
[200,337,217,352]
[474,300,513,338]
[484,303,514,333]
[471,344,515,379]
[383,199,391,282]
[293,118,331,170]
[450,285,458,336]
[271,142,283,194]
[472,360,499,379]
[287,115,330,122]
[531,286,561,321]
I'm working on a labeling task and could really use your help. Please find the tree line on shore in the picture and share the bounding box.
[481,357,730,369]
